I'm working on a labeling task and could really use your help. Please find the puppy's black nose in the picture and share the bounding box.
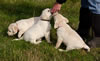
[50,11,53,14]
[51,12,53,14]
[50,9,53,14]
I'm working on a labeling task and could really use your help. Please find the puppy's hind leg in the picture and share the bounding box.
[30,39,42,44]
[37,38,42,42]
[66,47,75,52]
[83,45,90,52]
[18,31,24,38]
[58,47,72,52]
[12,36,23,41]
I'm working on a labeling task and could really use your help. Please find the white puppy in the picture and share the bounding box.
[7,17,40,39]
[53,12,90,52]
[23,8,52,44]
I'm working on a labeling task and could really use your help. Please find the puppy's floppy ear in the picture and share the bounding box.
[40,8,49,20]
[54,23,58,29]
[60,14,69,23]
[54,20,59,29]
[40,13,47,20]
[64,17,69,23]
[40,8,51,20]
[12,25,18,34]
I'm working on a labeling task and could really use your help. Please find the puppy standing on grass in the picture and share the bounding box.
[7,17,40,39]
[53,12,90,52]
[23,8,52,44]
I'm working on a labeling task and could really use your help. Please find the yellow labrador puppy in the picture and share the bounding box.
[7,17,39,39]
[53,12,90,52]
[23,8,52,44]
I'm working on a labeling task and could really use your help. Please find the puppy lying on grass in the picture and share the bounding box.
[7,17,39,39]
[53,12,90,52]
[23,8,52,44]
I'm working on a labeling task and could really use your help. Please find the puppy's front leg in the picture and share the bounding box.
[55,37,63,49]
[12,36,23,41]
[45,31,51,43]
[18,31,24,38]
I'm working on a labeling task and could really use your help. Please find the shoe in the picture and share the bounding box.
[88,37,100,48]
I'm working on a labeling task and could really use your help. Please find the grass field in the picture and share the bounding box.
[0,0,100,61]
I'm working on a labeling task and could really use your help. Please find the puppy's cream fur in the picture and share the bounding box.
[23,8,52,44]
[7,17,40,39]
[53,13,90,52]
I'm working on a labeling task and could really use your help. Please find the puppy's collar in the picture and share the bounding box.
[56,26,63,29]
[41,19,50,22]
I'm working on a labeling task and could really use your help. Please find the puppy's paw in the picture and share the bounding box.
[55,46,59,49]
[30,40,42,44]
[58,49,64,52]
[58,49,67,52]
[12,39,20,41]
[48,41,52,43]
[37,41,42,44]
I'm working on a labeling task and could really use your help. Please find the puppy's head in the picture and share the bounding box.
[40,8,52,20]
[54,13,69,29]
[7,23,18,36]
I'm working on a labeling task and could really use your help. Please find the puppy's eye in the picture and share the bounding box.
[9,30,12,32]
[48,10,50,12]
[9,31,11,32]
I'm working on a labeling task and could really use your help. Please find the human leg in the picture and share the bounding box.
[77,7,92,40]
[89,13,100,47]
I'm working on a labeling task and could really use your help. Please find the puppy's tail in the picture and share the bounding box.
[83,45,90,52]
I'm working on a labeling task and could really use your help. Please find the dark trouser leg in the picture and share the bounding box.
[92,13,100,37]
[88,12,100,48]
[77,7,92,40]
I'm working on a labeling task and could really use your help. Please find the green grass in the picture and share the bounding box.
[0,0,100,61]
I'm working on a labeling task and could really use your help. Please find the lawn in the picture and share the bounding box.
[0,0,100,61]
